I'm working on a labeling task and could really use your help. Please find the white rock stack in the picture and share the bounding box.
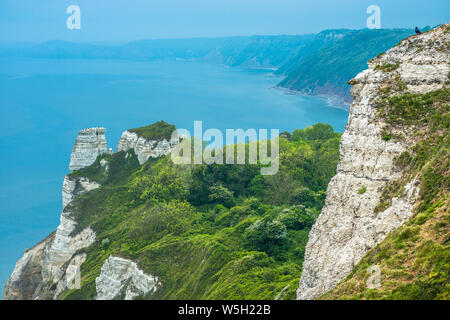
[297,24,449,300]
[69,127,108,171]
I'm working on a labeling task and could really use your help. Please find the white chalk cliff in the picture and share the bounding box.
[4,125,167,300]
[117,130,178,165]
[297,25,449,299]
[69,127,107,171]
[4,128,103,300]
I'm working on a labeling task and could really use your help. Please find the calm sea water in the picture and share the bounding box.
[0,58,348,297]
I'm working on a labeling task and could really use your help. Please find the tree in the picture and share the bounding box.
[129,159,189,204]
[293,123,337,141]
[245,217,287,252]
[279,205,315,230]
[208,185,235,208]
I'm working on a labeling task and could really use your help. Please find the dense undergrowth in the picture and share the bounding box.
[60,123,341,300]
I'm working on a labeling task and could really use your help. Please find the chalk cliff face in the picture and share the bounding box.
[4,128,104,300]
[3,234,54,300]
[69,127,107,171]
[4,125,165,300]
[117,130,178,165]
[62,175,101,208]
[95,256,160,300]
[297,25,449,299]
[4,176,98,300]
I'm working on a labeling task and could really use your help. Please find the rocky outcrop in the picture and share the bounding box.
[95,256,160,300]
[62,175,100,209]
[3,234,54,300]
[38,213,96,299]
[117,130,177,165]
[53,254,87,298]
[4,174,98,300]
[297,24,449,300]
[69,127,107,171]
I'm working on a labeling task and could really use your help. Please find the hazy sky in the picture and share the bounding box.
[0,0,448,42]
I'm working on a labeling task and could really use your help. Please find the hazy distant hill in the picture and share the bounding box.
[275,29,353,76]
[0,29,422,103]
[276,29,415,102]
[0,35,314,69]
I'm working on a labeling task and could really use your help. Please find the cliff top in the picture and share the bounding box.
[78,127,107,135]
[128,121,176,141]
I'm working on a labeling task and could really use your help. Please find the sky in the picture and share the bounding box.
[0,0,448,42]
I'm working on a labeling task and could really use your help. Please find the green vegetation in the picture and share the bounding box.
[68,151,140,185]
[322,199,449,300]
[129,121,176,141]
[357,186,367,195]
[375,88,450,214]
[60,123,341,300]
[375,63,399,73]
[378,88,449,128]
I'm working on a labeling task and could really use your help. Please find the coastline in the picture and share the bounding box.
[272,85,350,111]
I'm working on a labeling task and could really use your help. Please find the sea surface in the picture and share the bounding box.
[0,57,349,297]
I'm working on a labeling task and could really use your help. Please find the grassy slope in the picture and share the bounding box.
[129,121,176,141]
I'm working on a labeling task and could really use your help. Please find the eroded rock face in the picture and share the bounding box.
[117,130,177,165]
[297,24,449,300]
[69,127,107,171]
[62,175,101,209]
[96,256,160,300]
[4,174,100,299]
[39,212,95,298]
[54,254,87,298]
[3,234,54,300]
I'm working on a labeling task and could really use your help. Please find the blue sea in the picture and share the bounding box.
[0,57,348,297]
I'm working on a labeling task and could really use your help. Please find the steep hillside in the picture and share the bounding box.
[275,29,352,76]
[277,29,414,103]
[297,24,449,300]
[4,123,341,300]
[201,35,314,68]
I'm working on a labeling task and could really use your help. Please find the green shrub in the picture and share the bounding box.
[208,185,235,208]
[357,186,367,194]
[278,205,314,230]
[101,238,110,249]
[375,63,399,72]
[245,217,287,252]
